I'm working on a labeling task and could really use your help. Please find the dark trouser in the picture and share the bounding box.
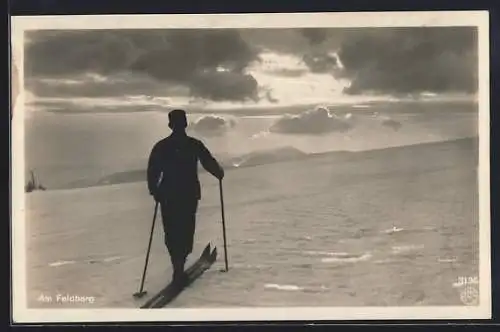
[159,198,199,278]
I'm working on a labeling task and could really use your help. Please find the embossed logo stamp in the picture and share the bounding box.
[453,276,479,306]
[460,285,479,306]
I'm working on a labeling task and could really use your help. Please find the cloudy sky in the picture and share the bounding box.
[24,27,478,108]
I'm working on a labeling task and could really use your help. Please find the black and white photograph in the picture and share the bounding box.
[11,12,491,322]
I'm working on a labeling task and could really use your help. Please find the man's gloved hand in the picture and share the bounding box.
[217,167,225,180]
[150,190,162,203]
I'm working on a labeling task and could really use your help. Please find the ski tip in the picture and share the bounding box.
[201,243,211,256]
[211,247,217,260]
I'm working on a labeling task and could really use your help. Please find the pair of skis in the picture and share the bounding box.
[140,243,217,309]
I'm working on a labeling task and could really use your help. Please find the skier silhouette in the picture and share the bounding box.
[147,109,224,284]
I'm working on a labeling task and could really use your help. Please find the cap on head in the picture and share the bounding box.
[168,109,188,130]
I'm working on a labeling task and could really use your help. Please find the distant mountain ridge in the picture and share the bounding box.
[96,146,308,187]
[56,137,476,190]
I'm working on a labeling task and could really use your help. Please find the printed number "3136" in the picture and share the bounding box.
[456,276,479,286]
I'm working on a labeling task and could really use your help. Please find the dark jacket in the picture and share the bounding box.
[147,133,223,200]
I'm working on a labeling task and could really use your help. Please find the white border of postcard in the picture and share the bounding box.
[11,11,491,322]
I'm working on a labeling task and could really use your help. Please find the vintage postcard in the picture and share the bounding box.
[11,11,491,322]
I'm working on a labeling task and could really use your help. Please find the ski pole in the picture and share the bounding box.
[219,179,229,272]
[133,201,159,298]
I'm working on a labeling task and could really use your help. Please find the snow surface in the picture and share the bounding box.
[25,138,479,308]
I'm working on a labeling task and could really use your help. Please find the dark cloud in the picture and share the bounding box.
[288,27,478,95]
[337,27,478,94]
[26,72,188,98]
[190,115,236,136]
[302,51,338,73]
[25,27,478,101]
[25,30,134,77]
[190,70,259,101]
[300,28,328,46]
[264,68,308,77]
[270,106,353,135]
[241,28,343,55]
[26,29,260,101]
[129,30,258,78]
[298,29,341,74]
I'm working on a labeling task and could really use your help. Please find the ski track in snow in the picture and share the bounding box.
[321,252,373,264]
[48,256,124,267]
[264,284,303,291]
[48,260,76,267]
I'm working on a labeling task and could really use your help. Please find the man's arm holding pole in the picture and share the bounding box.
[197,140,228,271]
[147,144,163,201]
[197,141,224,180]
